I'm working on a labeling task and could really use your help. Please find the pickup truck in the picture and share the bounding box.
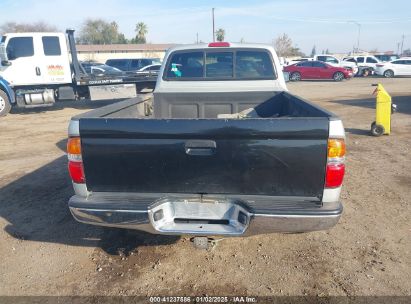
[67,42,346,240]
[313,55,358,75]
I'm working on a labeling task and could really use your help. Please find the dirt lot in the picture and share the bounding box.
[0,77,410,297]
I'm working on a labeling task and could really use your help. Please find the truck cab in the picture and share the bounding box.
[343,55,381,75]
[0,32,72,87]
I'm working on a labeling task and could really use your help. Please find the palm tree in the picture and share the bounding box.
[134,22,148,44]
[216,28,225,42]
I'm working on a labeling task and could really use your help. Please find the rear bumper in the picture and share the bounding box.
[69,193,342,236]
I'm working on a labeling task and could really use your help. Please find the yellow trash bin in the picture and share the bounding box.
[371,84,395,136]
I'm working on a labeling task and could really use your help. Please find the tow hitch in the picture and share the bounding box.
[191,237,226,250]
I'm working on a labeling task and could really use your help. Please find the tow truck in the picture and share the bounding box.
[0,29,157,116]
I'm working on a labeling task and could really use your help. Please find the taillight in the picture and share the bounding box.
[327,138,345,160]
[325,163,345,188]
[325,138,345,188]
[67,137,85,183]
[68,161,85,183]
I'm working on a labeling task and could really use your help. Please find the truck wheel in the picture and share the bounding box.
[371,123,385,136]
[383,70,394,78]
[333,72,344,81]
[0,90,11,117]
[290,72,301,81]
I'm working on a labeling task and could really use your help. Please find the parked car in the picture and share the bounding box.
[284,60,353,81]
[286,57,313,66]
[67,42,345,243]
[343,55,381,76]
[136,63,162,76]
[313,55,358,75]
[374,58,411,77]
[374,54,400,62]
[79,60,102,68]
[80,61,123,76]
[105,58,161,72]
[89,65,123,76]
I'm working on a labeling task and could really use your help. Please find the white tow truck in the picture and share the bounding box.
[0,30,156,116]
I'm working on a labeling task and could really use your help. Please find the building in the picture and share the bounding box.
[76,43,176,63]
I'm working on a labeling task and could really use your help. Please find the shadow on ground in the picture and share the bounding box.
[331,95,411,115]
[0,155,179,255]
[345,128,372,136]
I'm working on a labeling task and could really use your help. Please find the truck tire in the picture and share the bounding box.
[290,72,301,81]
[333,72,345,81]
[0,90,11,117]
[383,70,394,78]
[371,122,385,136]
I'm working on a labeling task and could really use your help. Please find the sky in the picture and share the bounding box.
[1,0,411,54]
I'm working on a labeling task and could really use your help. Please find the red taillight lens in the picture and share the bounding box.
[325,138,345,188]
[325,163,345,188]
[68,161,85,184]
[67,137,85,183]
[208,42,230,47]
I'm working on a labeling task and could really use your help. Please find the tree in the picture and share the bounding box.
[325,49,330,54]
[78,19,126,44]
[0,21,57,34]
[273,33,304,57]
[310,45,316,57]
[133,22,148,44]
[216,28,225,42]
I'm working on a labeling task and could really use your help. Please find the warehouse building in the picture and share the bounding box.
[76,43,176,63]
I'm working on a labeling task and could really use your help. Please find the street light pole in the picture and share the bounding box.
[212,8,215,42]
[348,21,361,54]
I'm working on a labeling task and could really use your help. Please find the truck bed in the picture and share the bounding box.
[69,91,342,235]
[72,91,334,198]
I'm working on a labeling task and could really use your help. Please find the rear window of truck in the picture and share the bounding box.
[164,49,276,80]
[42,36,61,56]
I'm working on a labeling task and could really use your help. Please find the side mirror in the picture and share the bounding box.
[1,60,11,66]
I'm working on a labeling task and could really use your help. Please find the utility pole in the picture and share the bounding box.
[196,32,199,44]
[400,34,405,55]
[212,8,215,42]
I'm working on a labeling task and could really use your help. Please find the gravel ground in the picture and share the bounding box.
[0,77,410,298]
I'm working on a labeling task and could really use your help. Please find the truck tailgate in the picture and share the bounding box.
[79,118,329,198]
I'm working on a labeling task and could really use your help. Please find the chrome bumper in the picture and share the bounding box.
[69,193,342,236]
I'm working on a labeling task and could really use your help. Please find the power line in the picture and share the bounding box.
[264,16,411,24]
